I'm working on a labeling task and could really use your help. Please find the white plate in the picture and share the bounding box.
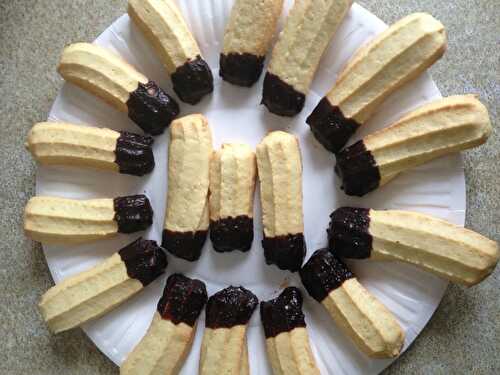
[39,1,465,374]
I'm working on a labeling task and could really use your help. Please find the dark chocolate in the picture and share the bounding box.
[219,53,265,87]
[157,273,208,326]
[306,97,361,154]
[262,233,306,273]
[118,237,167,286]
[210,216,253,253]
[127,81,180,136]
[162,229,208,262]
[335,140,381,197]
[205,286,258,329]
[261,72,305,117]
[171,55,214,105]
[115,131,155,176]
[113,195,153,233]
[299,249,354,302]
[328,207,372,259]
[260,287,306,338]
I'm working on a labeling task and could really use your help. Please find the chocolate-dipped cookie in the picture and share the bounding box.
[262,0,353,116]
[256,131,306,272]
[162,114,213,261]
[209,143,256,252]
[307,13,447,152]
[335,95,492,196]
[39,238,167,333]
[220,0,283,86]
[121,274,207,375]
[58,43,179,135]
[24,194,153,244]
[128,0,213,104]
[299,249,404,358]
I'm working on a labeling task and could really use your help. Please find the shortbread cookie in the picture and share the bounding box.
[262,0,353,116]
[329,207,499,286]
[128,0,213,104]
[256,131,305,272]
[199,286,258,375]
[300,249,405,358]
[39,238,166,333]
[335,95,492,196]
[27,122,154,176]
[24,195,153,244]
[209,143,257,252]
[220,0,283,86]
[260,287,320,375]
[121,274,207,375]
[307,13,447,152]
[58,42,179,135]
[162,114,213,261]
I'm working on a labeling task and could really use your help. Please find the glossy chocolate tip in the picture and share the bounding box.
[162,229,208,262]
[210,216,254,253]
[219,53,265,87]
[114,195,153,233]
[115,131,155,176]
[205,286,258,329]
[261,72,305,117]
[306,97,360,154]
[157,273,208,327]
[118,237,167,286]
[262,233,306,273]
[171,55,214,105]
[335,141,381,197]
[299,249,354,303]
[127,81,180,136]
[260,287,306,338]
[328,207,372,259]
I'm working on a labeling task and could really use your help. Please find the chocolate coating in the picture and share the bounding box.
[328,207,372,259]
[118,237,167,286]
[299,249,354,302]
[113,195,153,233]
[162,229,208,262]
[261,72,305,116]
[115,131,155,176]
[157,273,208,327]
[127,81,180,136]
[210,216,253,253]
[306,97,361,154]
[171,55,214,104]
[262,233,306,273]
[219,53,265,87]
[335,140,381,196]
[205,286,258,329]
[260,287,306,338]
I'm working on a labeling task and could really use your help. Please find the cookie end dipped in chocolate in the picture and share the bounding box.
[260,287,306,338]
[114,195,153,233]
[299,249,354,302]
[262,233,306,272]
[127,81,180,136]
[118,238,167,286]
[205,286,258,329]
[307,97,361,154]
[157,273,208,326]
[335,141,381,197]
[115,131,155,176]
[328,207,372,259]
[171,55,214,105]
[162,229,208,262]
[219,53,265,87]
[210,216,254,253]
[262,72,305,117]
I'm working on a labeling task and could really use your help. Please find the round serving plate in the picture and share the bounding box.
[38,1,465,374]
